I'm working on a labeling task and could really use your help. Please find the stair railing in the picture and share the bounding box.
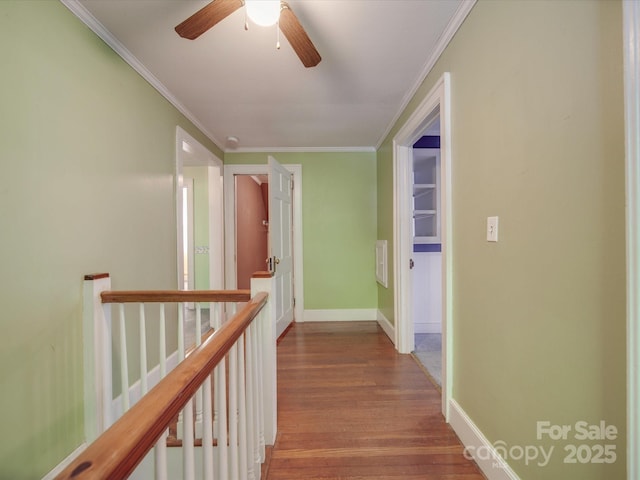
[58,272,276,480]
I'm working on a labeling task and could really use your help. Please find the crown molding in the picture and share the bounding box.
[225,146,376,154]
[60,0,223,150]
[375,0,477,149]
[61,0,474,154]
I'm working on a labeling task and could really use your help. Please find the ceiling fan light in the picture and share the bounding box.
[245,0,281,27]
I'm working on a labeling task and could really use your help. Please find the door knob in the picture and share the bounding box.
[409,258,415,269]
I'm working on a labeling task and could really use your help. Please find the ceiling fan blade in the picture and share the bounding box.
[175,0,243,40]
[279,2,321,68]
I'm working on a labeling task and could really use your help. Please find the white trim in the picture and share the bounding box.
[208,165,225,290]
[41,443,88,480]
[624,2,640,479]
[375,0,476,149]
[276,316,290,339]
[223,164,304,324]
[376,310,395,343]
[184,177,195,292]
[303,309,377,322]
[448,400,520,480]
[393,73,453,420]
[230,146,376,154]
[60,0,222,148]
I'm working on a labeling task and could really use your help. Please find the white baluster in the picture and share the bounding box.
[154,431,168,480]
[254,317,265,461]
[177,304,185,440]
[211,302,219,330]
[178,303,185,360]
[216,356,228,480]
[229,343,239,480]
[196,303,202,344]
[195,304,204,439]
[203,374,214,480]
[155,304,168,480]
[245,326,256,480]
[229,302,237,323]
[159,303,167,378]
[183,397,195,480]
[212,302,220,442]
[238,335,248,480]
[118,303,130,413]
[139,303,148,396]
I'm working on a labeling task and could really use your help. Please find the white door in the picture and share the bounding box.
[268,156,294,334]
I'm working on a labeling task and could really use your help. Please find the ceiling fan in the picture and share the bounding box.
[175,0,321,68]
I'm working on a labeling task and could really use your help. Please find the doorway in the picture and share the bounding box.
[411,118,443,387]
[175,127,224,344]
[223,163,304,331]
[393,73,452,419]
[234,174,269,289]
[176,127,224,292]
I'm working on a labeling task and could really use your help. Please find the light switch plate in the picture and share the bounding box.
[487,216,499,242]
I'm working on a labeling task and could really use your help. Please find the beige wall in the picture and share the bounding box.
[378,1,625,478]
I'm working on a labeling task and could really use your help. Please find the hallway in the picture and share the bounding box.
[263,322,485,479]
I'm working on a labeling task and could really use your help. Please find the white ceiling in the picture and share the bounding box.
[66,0,472,152]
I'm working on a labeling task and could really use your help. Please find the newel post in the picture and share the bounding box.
[250,271,277,445]
[82,273,113,442]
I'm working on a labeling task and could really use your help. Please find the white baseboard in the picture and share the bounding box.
[376,310,395,343]
[449,399,520,480]
[303,309,377,322]
[276,318,291,338]
[112,350,179,419]
[42,443,87,480]
[414,322,442,334]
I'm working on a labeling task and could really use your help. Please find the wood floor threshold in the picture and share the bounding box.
[410,352,442,393]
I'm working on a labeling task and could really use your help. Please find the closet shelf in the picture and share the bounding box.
[413,210,436,218]
[413,148,440,243]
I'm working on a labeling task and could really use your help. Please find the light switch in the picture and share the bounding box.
[487,216,499,242]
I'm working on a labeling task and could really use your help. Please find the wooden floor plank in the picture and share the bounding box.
[266,322,485,480]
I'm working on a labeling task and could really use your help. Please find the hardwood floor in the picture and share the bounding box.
[263,321,485,480]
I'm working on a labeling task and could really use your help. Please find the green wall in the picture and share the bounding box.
[225,152,378,310]
[0,2,221,477]
[377,1,625,478]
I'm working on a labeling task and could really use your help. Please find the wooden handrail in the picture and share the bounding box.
[56,291,269,480]
[101,289,251,304]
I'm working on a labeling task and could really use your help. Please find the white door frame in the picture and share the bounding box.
[624,2,639,478]
[224,163,304,324]
[183,177,195,291]
[175,127,224,291]
[393,73,452,419]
